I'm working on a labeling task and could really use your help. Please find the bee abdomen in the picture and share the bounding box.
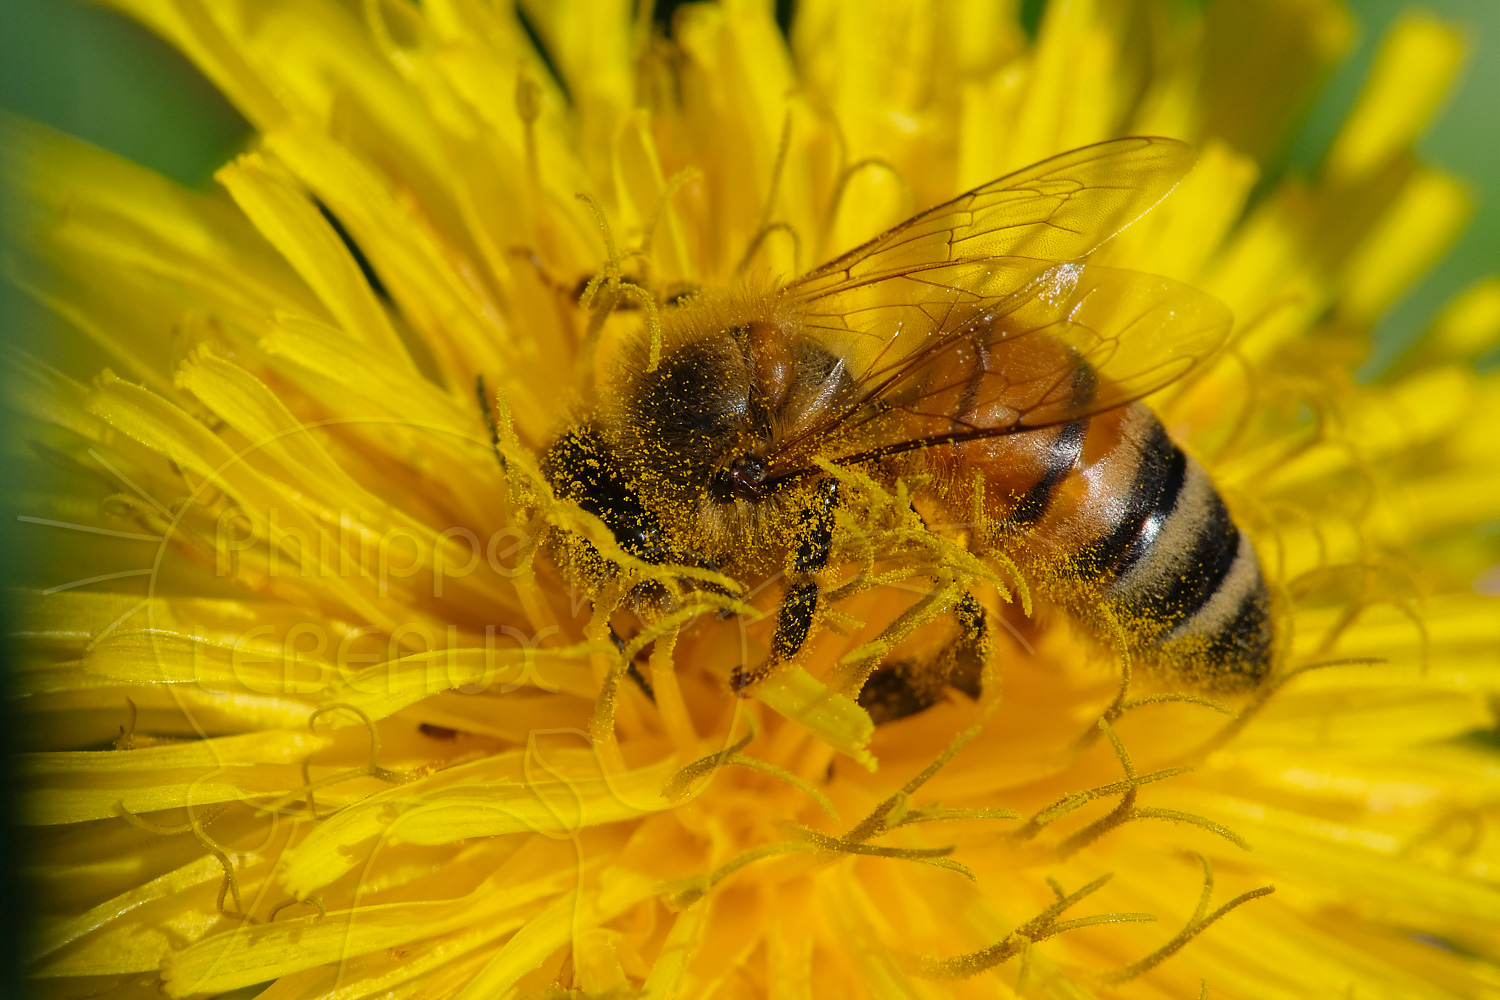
[983,405,1271,688]
[1080,410,1271,687]
[1073,419,1186,576]
[1009,421,1087,526]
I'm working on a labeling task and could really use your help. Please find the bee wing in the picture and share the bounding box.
[768,261,1231,471]
[787,136,1195,300]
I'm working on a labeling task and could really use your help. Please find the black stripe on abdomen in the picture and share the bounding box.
[1128,486,1241,625]
[1099,444,1274,684]
[1008,421,1086,526]
[1075,420,1185,577]
[1005,359,1095,527]
[1185,580,1273,672]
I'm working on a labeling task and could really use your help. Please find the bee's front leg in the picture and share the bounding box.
[733,480,839,692]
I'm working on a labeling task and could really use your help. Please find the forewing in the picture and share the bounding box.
[788,136,1194,301]
[769,262,1232,470]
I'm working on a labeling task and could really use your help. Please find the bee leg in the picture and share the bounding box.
[857,594,991,724]
[856,659,933,723]
[732,480,839,693]
[608,626,656,703]
[884,501,989,700]
[946,593,991,698]
[475,374,506,473]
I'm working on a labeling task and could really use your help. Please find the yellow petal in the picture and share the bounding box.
[279,751,675,895]
[1340,168,1471,324]
[452,868,659,1000]
[216,152,409,358]
[753,667,875,772]
[1325,13,1468,183]
[163,838,578,995]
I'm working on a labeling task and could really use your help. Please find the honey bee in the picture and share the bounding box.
[541,137,1271,721]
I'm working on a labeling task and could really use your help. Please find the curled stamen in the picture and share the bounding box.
[573,192,664,371]
[213,850,247,921]
[662,729,755,801]
[886,806,1021,829]
[474,374,508,476]
[1084,606,1135,741]
[664,721,1001,910]
[906,874,1155,979]
[662,841,814,910]
[1014,766,1191,839]
[661,721,839,820]
[1045,723,1249,857]
[823,157,911,252]
[612,279,665,371]
[254,703,423,818]
[735,113,800,277]
[837,584,959,692]
[585,588,630,767]
[636,167,701,262]
[269,896,327,922]
[299,756,327,820]
[1119,692,1236,717]
[115,800,251,921]
[847,725,983,843]
[1014,936,1035,994]
[1099,855,1274,984]
[1189,656,1385,760]
[1052,720,1144,856]
[112,800,228,837]
[307,702,410,784]
[796,828,973,881]
[726,757,840,822]
[737,220,802,276]
[1125,808,1252,852]
[1012,718,1192,845]
[113,696,139,750]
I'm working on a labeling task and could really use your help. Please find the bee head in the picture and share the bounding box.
[617,336,756,493]
[612,315,845,502]
[598,301,853,570]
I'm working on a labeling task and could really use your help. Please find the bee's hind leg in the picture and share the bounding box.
[946,592,991,699]
[731,480,839,693]
[856,499,992,721]
[858,593,991,724]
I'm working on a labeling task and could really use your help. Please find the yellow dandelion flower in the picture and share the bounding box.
[7,2,1500,999]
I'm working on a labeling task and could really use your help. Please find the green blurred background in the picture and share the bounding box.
[0,0,1495,991]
